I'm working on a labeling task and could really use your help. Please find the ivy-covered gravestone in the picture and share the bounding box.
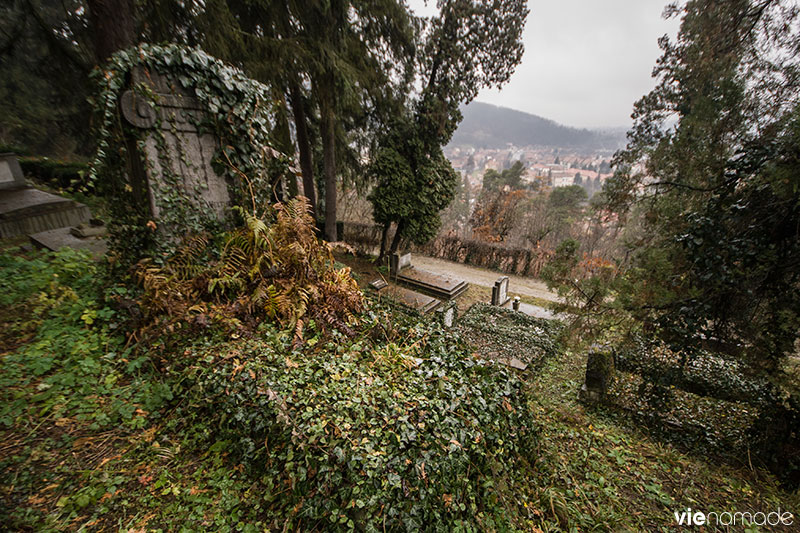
[119,67,230,221]
[92,44,290,263]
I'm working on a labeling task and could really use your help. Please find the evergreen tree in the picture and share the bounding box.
[369,0,529,257]
[598,0,800,366]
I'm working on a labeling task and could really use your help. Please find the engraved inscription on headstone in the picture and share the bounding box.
[120,68,231,222]
[491,276,510,306]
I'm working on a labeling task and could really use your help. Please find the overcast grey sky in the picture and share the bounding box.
[408,0,681,128]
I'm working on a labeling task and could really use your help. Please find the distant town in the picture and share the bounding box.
[445,144,616,197]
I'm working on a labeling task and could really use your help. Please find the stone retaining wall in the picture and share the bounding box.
[342,222,551,277]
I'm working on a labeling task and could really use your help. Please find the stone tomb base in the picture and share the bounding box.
[29,226,108,258]
[0,188,91,239]
[395,267,468,299]
[369,280,442,315]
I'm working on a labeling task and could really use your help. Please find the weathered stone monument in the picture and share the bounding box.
[92,45,285,263]
[491,276,510,307]
[579,345,615,403]
[389,252,413,277]
[120,67,231,224]
[0,153,92,239]
[435,301,457,328]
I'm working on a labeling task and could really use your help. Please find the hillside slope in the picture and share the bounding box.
[450,101,626,150]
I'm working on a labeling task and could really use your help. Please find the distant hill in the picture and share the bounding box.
[449,102,626,150]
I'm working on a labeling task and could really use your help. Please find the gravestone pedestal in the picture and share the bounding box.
[0,188,91,239]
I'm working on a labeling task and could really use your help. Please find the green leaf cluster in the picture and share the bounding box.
[0,248,171,430]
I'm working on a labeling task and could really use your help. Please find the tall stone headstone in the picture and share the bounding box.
[491,276,510,306]
[120,68,231,225]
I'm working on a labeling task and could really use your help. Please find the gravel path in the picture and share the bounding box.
[410,255,561,303]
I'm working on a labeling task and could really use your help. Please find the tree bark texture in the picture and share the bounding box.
[319,89,338,241]
[86,0,136,63]
[288,81,317,220]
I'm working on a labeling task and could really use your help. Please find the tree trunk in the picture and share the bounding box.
[288,81,317,219]
[273,94,297,198]
[319,88,337,242]
[389,220,405,255]
[86,0,136,63]
[378,223,390,260]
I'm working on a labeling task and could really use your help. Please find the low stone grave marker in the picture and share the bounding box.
[390,252,412,276]
[435,301,456,328]
[579,345,615,404]
[0,153,25,190]
[491,276,510,306]
[369,278,388,291]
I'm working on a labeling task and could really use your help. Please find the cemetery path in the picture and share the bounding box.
[411,255,561,303]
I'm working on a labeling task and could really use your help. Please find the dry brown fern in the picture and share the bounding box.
[134,197,364,343]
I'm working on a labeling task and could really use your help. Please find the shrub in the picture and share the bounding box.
[18,157,90,193]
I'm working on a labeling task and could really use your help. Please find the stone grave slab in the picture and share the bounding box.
[396,267,468,299]
[0,188,90,238]
[391,252,467,299]
[379,285,441,315]
[507,357,528,371]
[29,227,108,258]
[0,153,25,190]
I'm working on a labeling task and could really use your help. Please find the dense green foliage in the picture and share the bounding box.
[3,242,800,531]
[539,0,800,367]
[456,304,562,369]
[368,0,529,255]
[90,43,291,264]
[368,119,459,250]
[193,311,536,531]
[18,156,90,193]
[0,248,539,531]
[603,0,800,365]
[0,248,170,432]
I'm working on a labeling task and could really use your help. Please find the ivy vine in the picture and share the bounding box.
[89,43,292,265]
